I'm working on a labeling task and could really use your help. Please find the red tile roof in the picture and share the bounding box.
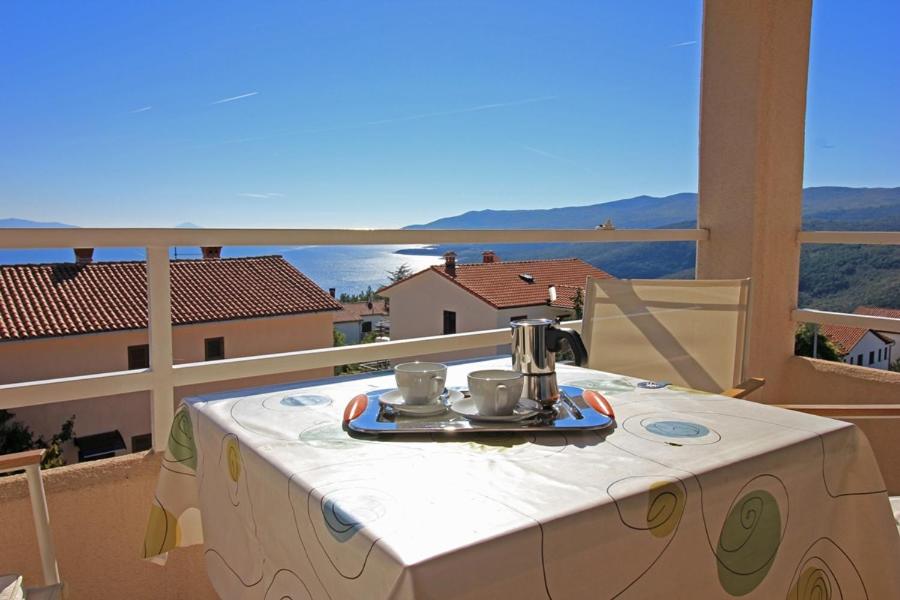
[818,306,899,355]
[334,300,389,324]
[379,258,612,309]
[0,256,342,341]
[818,323,870,356]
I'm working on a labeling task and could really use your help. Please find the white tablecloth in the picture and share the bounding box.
[144,358,900,599]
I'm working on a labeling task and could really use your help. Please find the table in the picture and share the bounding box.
[144,358,900,599]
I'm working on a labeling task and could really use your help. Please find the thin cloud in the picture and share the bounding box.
[211,91,259,105]
[523,145,568,161]
[367,95,558,126]
[130,106,153,114]
[238,192,285,199]
[196,95,558,149]
[668,40,697,48]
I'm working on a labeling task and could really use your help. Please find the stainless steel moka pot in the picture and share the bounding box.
[510,319,588,408]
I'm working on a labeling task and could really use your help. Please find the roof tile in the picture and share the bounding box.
[380,257,612,309]
[0,256,341,341]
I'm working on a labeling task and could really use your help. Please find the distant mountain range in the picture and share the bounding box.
[3,186,899,311]
[400,186,900,312]
[405,187,900,230]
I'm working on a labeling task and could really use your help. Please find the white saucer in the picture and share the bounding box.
[450,397,542,422]
[379,389,461,416]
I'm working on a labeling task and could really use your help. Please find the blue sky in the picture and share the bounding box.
[1,1,897,228]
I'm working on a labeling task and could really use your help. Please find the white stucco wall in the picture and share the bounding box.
[335,321,361,345]
[382,271,576,362]
[1,312,335,462]
[841,331,894,370]
[335,315,387,345]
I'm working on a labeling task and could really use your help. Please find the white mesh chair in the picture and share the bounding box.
[0,450,64,600]
[581,277,764,398]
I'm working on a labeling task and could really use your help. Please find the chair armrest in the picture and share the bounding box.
[721,377,766,399]
[0,449,45,474]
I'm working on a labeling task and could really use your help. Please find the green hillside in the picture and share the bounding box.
[403,188,900,311]
[798,217,900,311]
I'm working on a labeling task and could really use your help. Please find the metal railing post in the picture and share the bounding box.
[24,462,61,586]
[147,246,174,452]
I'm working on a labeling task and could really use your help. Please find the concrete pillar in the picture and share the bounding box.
[696,0,813,401]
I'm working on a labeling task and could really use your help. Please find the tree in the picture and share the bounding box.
[890,358,900,373]
[573,288,584,320]
[332,328,347,375]
[794,324,841,362]
[338,286,381,304]
[386,263,413,285]
[0,410,75,470]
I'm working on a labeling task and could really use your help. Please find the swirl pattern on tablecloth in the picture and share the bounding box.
[262,394,334,412]
[622,412,721,445]
[291,478,398,580]
[608,476,687,539]
[163,406,197,473]
[715,475,789,596]
[644,420,710,439]
[786,538,868,599]
[262,569,313,600]
[563,377,636,394]
[540,475,688,598]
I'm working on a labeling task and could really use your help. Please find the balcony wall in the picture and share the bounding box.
[782,357,900,492]
[0,452,216,600]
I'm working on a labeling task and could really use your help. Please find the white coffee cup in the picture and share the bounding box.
[394,362,447,405]
[467,370,524,416]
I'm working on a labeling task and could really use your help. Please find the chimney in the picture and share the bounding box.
[328,288,336,298]
[482,250,498,264]
[201,246,222,260]
[443,251,457,277]
[547,284,557,304]
[74,248,94,265]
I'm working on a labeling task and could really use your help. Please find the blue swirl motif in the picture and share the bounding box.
[321,490,389,543]
[281,394,332,407]
[645,420,710,438]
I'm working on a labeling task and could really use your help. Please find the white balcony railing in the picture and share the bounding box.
[793,229,900,334]
[1,225,898,450]
[0,227,705,450]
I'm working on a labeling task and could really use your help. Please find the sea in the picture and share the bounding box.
[0,245,444,298]
[275,245,443,295]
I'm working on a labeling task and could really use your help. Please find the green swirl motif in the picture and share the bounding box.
[716,489,782,596]
[167,407,197,470]
[788,566,833,600]
[647,481,685,538]
[565,378,635,394]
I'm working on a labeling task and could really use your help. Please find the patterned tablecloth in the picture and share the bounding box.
[144,358,900,599]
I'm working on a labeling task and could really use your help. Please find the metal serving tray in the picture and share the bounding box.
[343,385,615,435]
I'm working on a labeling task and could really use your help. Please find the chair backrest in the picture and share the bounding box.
[581,278,751,393]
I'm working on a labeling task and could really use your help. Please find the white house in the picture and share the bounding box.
[378,251,613,361]
[855,306,900,352]
[820,318,895,370]
[333,300,389,344]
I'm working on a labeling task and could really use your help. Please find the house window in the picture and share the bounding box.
[510,315,528,323]
[878,348,883,361]
[869,350,875,365]
[127,344,149,370]
[361,321,373,334]
[74,430,126,462]
[131,433,152,453]
[443,310,457,335]
[856,354,864,365]
[205,337,225,361]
